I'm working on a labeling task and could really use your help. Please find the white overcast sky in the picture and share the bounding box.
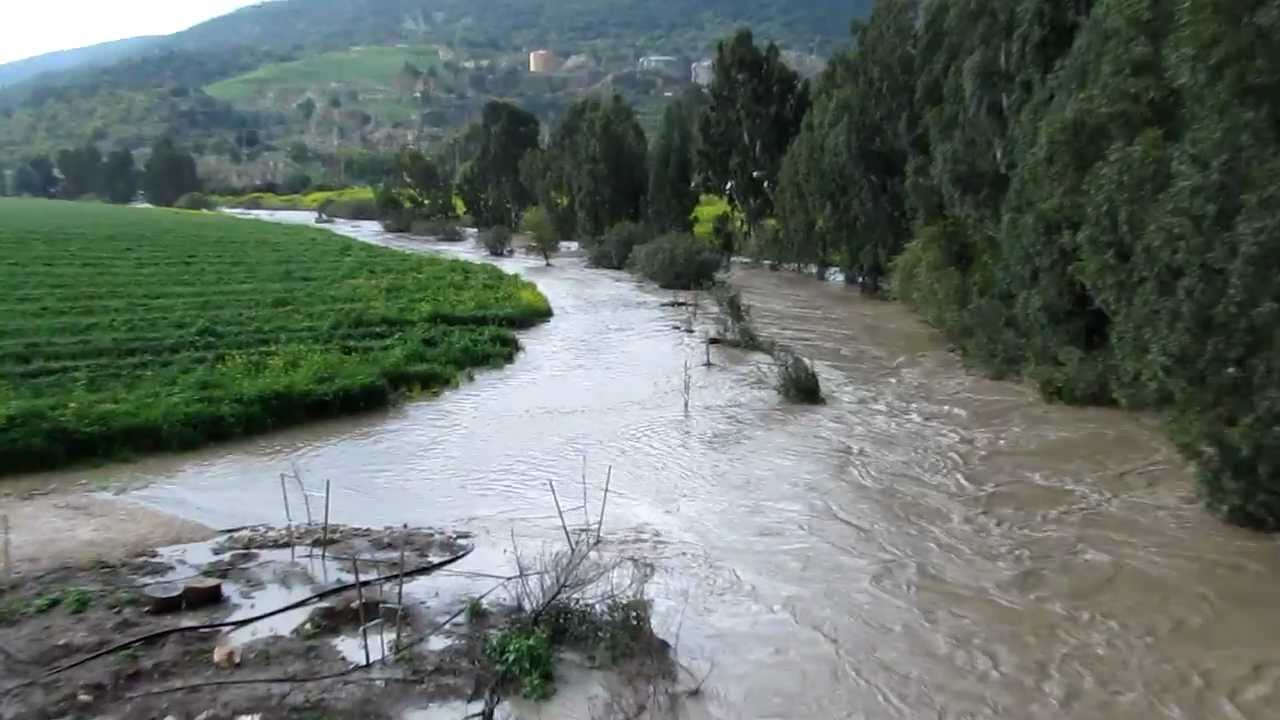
[0,0,264,65]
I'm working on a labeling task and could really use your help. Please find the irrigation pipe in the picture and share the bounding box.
[43,548,473,678]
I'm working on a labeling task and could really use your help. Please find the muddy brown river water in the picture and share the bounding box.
[24,212,1280,719]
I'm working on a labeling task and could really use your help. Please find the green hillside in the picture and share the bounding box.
[174,0,871,57]
[0,0,871,184]
[208,46,442,124]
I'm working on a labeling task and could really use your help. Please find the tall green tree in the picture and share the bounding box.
[458,101,541,228]
[101,149,137,204]
[377,147,456,225]
[777,0,921,289]
[142,139,199,207]
[647,98,699,233]
[536,95,648,240]
[699,29,810,249]
[56,144,104,199]
[14,156,58,198]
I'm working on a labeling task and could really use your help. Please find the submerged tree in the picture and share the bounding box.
[377,147,456,231]
[521,205,558,265]
[699,29,809,249]
[534,95,648,241]
[776,0,921,290]
[459,101,541,228]
[647,98,699,233]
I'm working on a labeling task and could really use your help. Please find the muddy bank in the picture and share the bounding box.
[0,482,212,576]
[0,522,688,720]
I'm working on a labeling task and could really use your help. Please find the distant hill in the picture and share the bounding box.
[172,0,869,57]
[0,0,872,184]
[0,36,161,89]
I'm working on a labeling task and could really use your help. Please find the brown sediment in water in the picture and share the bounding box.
[9,211,1280,719]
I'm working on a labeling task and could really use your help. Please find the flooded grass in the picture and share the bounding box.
[0,198,551,474]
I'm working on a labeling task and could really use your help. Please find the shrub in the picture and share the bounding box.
[486,624,554,700]
[481,225,513,257]
[410,219,464,241]
[773,349,823,404]
[379,209,413,233]
[628,233,721,290]
[712,285,768,351]
[282,173,312,195]
[585,221,650,269]
[174,192,215,211]
[324,197,377,220]
[521,206,558,265]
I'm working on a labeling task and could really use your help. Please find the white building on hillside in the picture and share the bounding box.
[691,59,714,86]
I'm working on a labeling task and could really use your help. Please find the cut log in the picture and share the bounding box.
[143,583,184,614]
[182,577,224,608]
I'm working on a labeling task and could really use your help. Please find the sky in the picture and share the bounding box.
[0,0,263,65]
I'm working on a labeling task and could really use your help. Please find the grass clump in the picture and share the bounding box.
[466,597,491,622]
[0,198,551,474]
[774,349,823,404]
[30,593,62,614]
[628,233,722,290]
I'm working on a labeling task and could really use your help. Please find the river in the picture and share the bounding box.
[32,212,1280,719]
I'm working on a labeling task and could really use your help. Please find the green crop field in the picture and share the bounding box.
[0,198,551,474]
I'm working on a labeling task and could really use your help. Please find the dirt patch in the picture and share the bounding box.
[0,486,213,576]
[0,525,485,720]
[0,520,691,720]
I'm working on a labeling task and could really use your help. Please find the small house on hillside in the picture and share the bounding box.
[529,50,558,73]
[691,59,714,86]
[639,55,683,78]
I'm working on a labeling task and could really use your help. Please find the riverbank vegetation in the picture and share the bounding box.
[454,7,1275,526]
[0,198,550,474]
[212,186,378,219]
[754,0,1280,529]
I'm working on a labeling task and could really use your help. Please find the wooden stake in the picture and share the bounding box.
[292,462,313,525]
[394,524,407,660]
[596,466,612,545]
[547,479,575,552]
[582,456,590,528]
[352,555,371,667]
[321,479,332,562]
[2,515,10,581]
[279,473,294,554]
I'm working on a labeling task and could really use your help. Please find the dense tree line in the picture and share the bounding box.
[766,0,1280,530]
[5,138,201,206]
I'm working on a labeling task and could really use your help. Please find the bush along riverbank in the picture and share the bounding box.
[0,197,551,474]
[212,187,379,219]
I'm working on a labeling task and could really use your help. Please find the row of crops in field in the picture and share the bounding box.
[0,198,552,473]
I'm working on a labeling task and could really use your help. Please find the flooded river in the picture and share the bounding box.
[32,213,1280,718]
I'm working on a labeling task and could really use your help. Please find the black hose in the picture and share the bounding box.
[43,548,473,677]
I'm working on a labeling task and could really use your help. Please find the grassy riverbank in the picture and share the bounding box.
[0,198,551,473]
